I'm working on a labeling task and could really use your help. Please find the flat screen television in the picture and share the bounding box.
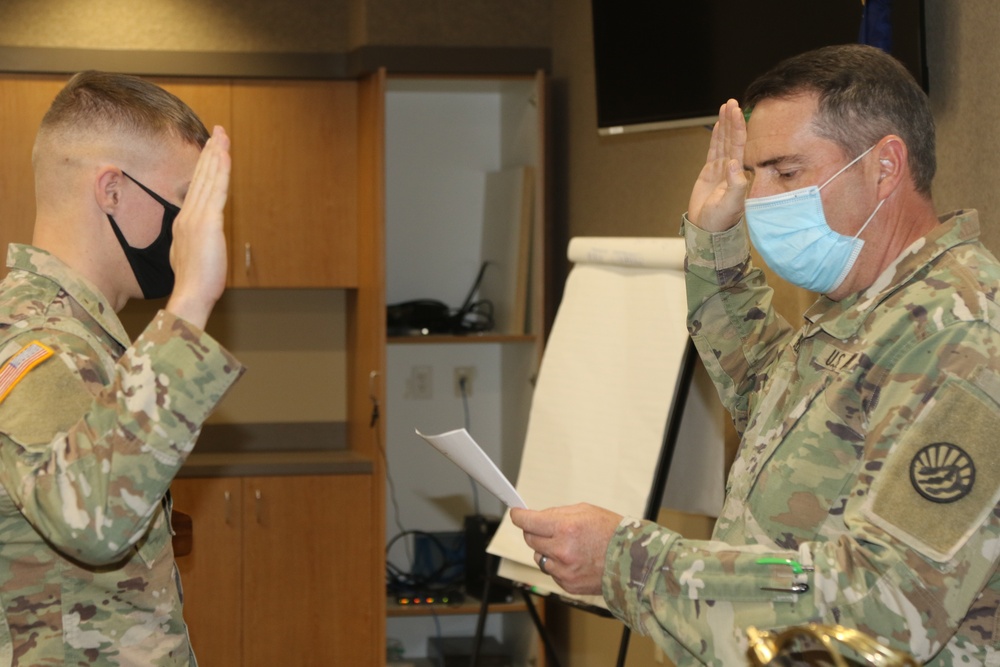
[592,0,928,136]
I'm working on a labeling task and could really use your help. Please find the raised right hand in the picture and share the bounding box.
[166,126,231,330]
[687,99,749,232]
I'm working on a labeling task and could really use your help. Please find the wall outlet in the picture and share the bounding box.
[406,365,433,399]
[453,366,476,397]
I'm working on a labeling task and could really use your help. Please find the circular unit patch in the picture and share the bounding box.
[909,442,976,504]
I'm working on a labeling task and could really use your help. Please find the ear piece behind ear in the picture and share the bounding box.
[878,158,892,182]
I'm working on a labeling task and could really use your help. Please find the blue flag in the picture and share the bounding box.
[859,0,893,52]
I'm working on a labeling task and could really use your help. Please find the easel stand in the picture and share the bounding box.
[470,338,698,667]
[470,555,564,667]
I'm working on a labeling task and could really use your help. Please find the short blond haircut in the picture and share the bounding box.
[36,70,209,154]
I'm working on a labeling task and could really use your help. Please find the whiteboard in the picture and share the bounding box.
[487,237,725,607]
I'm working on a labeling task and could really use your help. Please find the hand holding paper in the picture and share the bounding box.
[415,428,527,509]
[508,503,622,596]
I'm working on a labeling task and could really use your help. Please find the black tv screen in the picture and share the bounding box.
[592,0,927,135]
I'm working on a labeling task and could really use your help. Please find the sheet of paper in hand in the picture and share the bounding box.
[415,428,527,509]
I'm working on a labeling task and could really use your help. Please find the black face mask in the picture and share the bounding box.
[106,171,180,300]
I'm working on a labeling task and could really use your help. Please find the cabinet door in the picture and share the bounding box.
[0,75,67,278]
[171,477,244,666]
[229,80,360,288]
[242,474,376,667]
[154,78,232,132]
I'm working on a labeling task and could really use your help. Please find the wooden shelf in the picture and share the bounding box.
[388,334,536,345]
[387,596,528,618]
[179,450,374,478]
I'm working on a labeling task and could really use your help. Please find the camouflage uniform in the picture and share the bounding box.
[0,245,244,666]
[602,210,1000,666]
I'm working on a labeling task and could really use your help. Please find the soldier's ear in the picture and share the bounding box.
[874,137,905,196]
[96,167,125,214]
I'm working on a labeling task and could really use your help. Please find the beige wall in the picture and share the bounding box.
[362,0,550,48]
[0,0,352,52]
[927,0,1000,253]
[0,0,549,53]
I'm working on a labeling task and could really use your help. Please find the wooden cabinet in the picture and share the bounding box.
[158,73,388,667]
[172,474,377,667]
[157,78,361,288]
[228,80,360,288]
[0,74,67,269]
[155,78,233,132]
[171,476,242,663]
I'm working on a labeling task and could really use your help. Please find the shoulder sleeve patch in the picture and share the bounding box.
[0,345,92,446]
[863,376,1000,562]
[0,341,53,404]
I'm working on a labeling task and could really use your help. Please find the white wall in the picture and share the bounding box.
[384,342,506,541]
[386,84,504,307]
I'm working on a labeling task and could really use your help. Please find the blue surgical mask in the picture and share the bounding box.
[744,144,885,294]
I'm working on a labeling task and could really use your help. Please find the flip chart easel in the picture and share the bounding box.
[473,237,724,666]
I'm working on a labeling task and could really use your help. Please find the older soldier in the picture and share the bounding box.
[511,44,1000,665]
[0,71,243,664]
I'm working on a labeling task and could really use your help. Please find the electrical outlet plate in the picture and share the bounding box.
[407,365,433,399]
[453,366,476,397]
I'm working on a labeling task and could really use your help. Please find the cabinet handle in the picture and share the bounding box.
[254,488,263,524]
[224,490,232,526]
[244,242,252,274]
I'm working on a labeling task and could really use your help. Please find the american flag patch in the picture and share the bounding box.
[0,341,54,404]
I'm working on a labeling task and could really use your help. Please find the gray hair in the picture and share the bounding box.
[745,44,935,196]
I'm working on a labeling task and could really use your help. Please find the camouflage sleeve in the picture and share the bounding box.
[683,214,796,434]
[602,519,806,666]
[602,318,1000,665]
[0,309,244,566]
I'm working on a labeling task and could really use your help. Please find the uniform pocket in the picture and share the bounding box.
[745,369,867,545]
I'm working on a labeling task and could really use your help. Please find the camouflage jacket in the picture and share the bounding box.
[0,245,244,666]
[602,211,1000,666]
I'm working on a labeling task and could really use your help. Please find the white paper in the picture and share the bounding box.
[415,428,527,509]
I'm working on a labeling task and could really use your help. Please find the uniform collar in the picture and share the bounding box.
[6,244,132,349]
[801,210,982,341]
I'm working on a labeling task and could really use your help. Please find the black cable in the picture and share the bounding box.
[385,530,465,594]
[373,397,412,570]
